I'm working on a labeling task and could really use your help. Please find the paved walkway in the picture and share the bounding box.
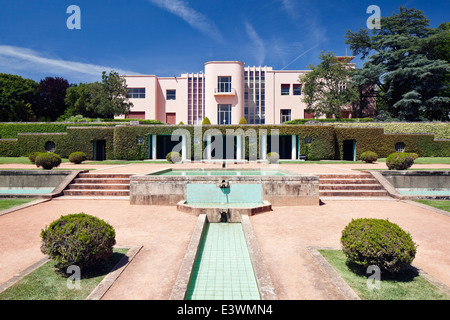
[1,162,449,300]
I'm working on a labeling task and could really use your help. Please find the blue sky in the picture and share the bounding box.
[0,0,448,84]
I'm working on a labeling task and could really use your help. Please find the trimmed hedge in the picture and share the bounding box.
[386,152,418,170]
[35,152,62,170]
[0,122,449,160]
[341,218,417,273]
[69,151,87,164]
[360,151,378,163]
[40,213,116,271]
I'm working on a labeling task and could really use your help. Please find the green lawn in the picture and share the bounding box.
[0,248,128,300]
[0,157,70,164]
[319,249,450,300]
[415,200,450,213]
[377,157,450,164]
[0,198,37,211]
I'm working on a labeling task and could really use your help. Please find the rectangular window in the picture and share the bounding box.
[166,89,176,100]
[280,109,291,123]
[218,104,232,125]
[128,88,146,99]
[218,76,232,93]
[293,84,302,95]
[281,84,290,95]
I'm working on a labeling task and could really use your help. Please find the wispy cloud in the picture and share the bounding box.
[279,0,298,19]
[148,0,224,42]
[245,22,265,66]
[0,45,138,82]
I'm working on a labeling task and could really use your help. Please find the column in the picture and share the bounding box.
[291,135,297,160]
[236,135,242,161]
[152,135,157,160]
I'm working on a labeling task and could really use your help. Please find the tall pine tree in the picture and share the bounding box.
[345,7,450,121]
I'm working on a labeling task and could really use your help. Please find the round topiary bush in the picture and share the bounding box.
[166,151,181,163]
[360,151,378,163]
[267,152,279,164]
[69,151,87,164]
[28,152,42,164]
[35,152,62,170]
[386,152,418,170]
[40,213,116,271]
[341,218,417,273]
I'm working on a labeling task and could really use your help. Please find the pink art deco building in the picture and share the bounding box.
[120,59,374,125]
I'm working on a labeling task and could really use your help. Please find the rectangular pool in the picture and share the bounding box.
[149,169,288,176]
[0,187,55,195]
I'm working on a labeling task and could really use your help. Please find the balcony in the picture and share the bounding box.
[214,88,236,96]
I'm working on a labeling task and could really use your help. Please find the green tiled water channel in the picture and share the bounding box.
[186,223,260,300]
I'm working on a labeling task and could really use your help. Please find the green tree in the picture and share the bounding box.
[300,51,360,118]
[64,71,133,119]
[35,77,70,121]
[345,7,450,121]
[0,73,38,121]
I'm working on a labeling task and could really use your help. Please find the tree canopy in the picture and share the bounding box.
[300,51,360,118]
[64,71,132,119]
[345,7,450,121]
[0,73,38,122]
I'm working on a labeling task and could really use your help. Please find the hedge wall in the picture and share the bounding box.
[332,122,450,139]
[335,127,450,159]
[112,124,337,160]
[0,122,448,160]
[0,127,115,160]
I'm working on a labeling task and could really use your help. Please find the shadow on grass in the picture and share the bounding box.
[54,252,128,280]
[345,259,420,283]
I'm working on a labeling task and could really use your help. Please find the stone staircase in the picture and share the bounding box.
[63,172,132,197]
[318,173,389,198]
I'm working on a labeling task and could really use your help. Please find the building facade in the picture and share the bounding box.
[121,61,319,125]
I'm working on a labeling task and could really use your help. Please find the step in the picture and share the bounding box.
[319,178,378,185]
[319,184,384,191]
[319,190,388,197]
[78,173,133,179]
[63,189,130,197]
[317,174,372,179]
[73,178,131,184]
[67,184,130,190]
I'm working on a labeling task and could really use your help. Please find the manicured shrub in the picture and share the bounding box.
[28,151,42,164]
[267,152,279,164]
[360,151,378,163]
[35,152,62,170]
[386,152,418,170]
[69,151,87,164]
[40,213,116,271]
[201,117,211,125]
[166,151,181,163]
[341,218,417,273]
[238,117,248,124]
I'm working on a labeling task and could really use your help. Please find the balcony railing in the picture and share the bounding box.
[214,88,236,96]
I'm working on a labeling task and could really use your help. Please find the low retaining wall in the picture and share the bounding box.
[371,171,450,200]
[130,168,320,206]
[0,170,84,198]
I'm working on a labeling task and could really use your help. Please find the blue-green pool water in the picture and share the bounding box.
[151,170,288,176]
[186,223,260,300]
[0,188,54,195]
[397,188,450,196]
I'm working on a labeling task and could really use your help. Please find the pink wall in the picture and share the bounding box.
[204,61,244,124]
